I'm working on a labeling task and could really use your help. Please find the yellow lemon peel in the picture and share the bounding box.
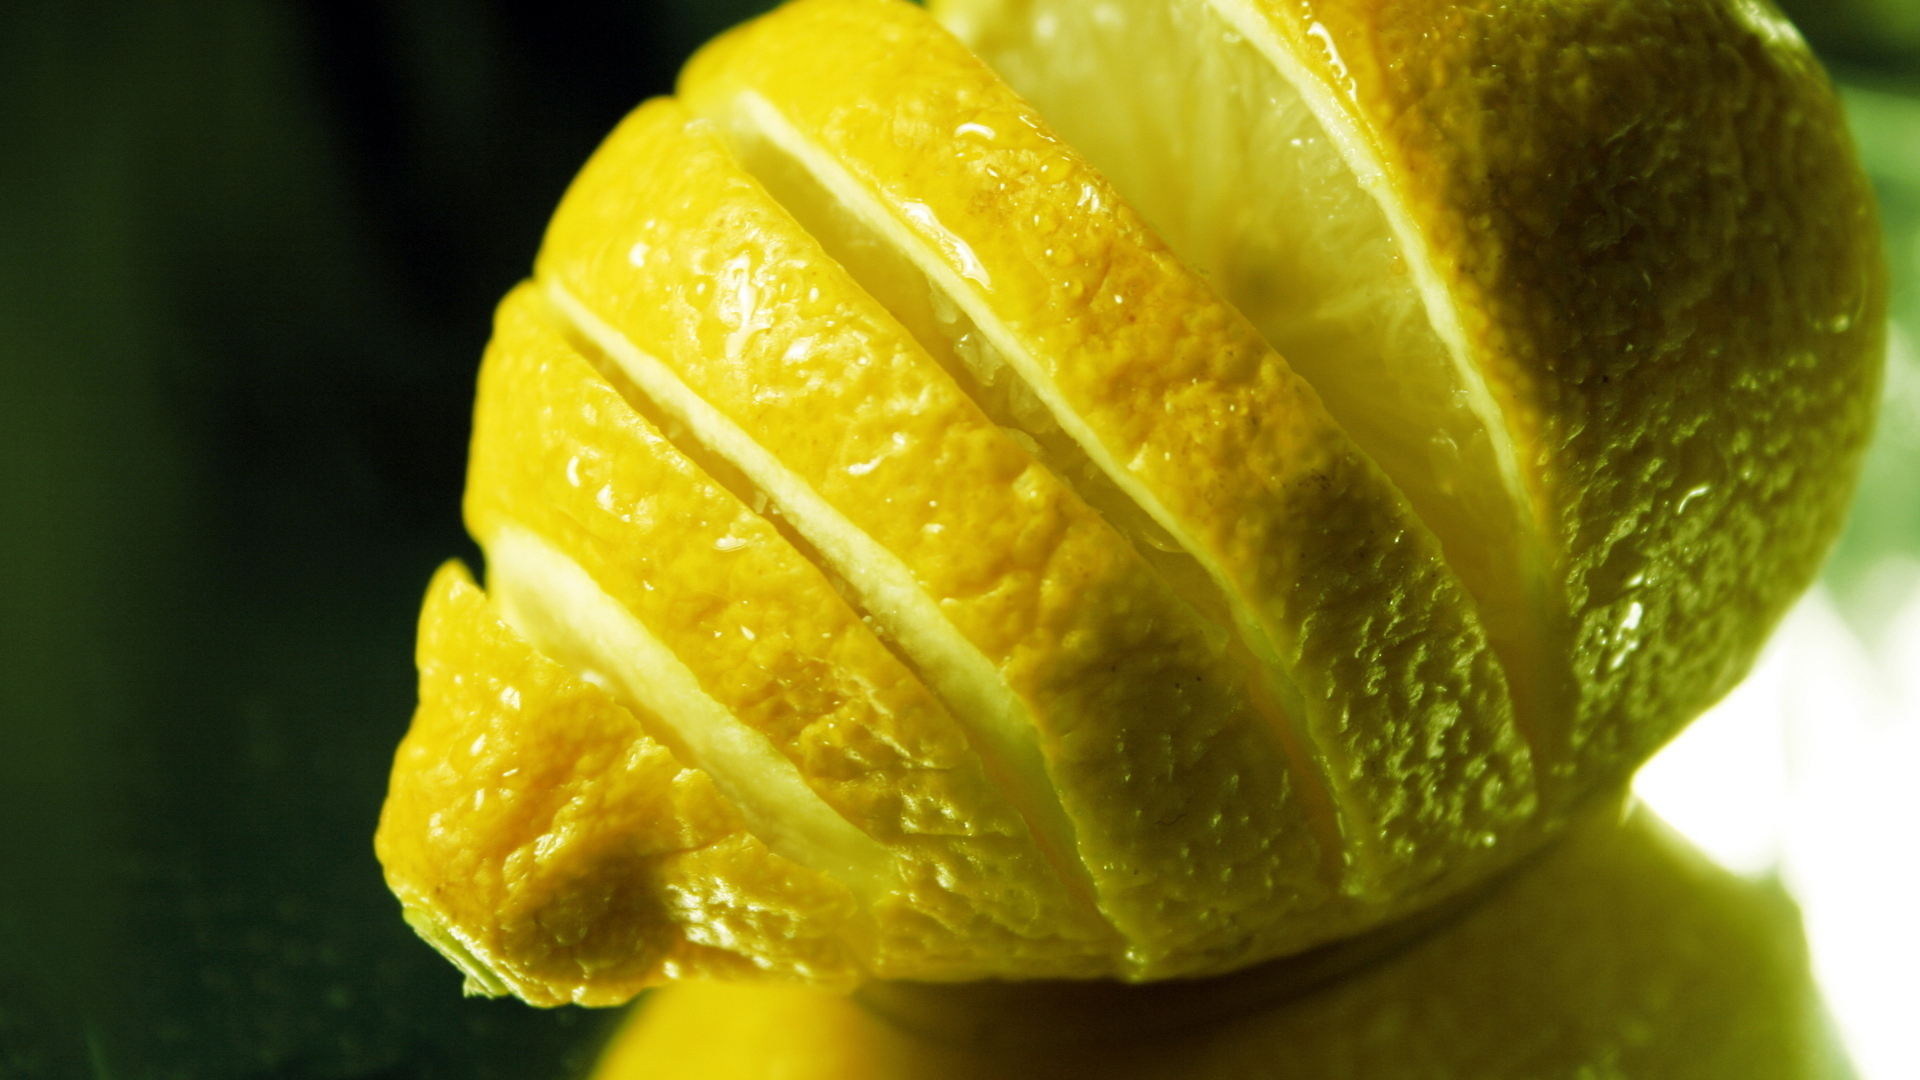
[375,0,1882,996]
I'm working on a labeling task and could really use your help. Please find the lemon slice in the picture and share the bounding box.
[374,561,861,1003]
[938,0,1885,796]
[679,0,1535,918]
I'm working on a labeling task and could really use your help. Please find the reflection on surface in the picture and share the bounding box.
[1638,585,1920,1080]
[594,800,1850,1080]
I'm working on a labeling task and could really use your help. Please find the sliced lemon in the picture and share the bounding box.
[938,0,1886,796]
[679,0,1536,924]
[377,0,1883,997]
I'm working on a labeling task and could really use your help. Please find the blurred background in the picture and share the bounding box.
[0,1,1913,1077]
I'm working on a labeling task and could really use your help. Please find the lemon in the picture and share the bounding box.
[374,0,1881,997]
[589,801,1848,1080]
[937,0,1887,795]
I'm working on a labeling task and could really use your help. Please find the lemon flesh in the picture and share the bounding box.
[941,0,1885,800]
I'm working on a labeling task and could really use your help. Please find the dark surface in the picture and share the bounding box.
[0,3,769,1077]
[0,2,1911,1078]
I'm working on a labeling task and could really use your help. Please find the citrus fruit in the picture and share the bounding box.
[374,0,1881,997]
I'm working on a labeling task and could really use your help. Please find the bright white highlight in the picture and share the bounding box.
[1636,570,1920,1080]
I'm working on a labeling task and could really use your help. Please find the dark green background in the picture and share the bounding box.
[0,2,1914,1078]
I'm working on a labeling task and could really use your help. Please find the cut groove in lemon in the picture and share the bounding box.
[697,86,1351,881]
[536,280,1093,923]
[536,94,1340,977]
[937,0,1556,769]
[702,91,1233,638]
[466,284,1119,977]
[481,519,898,900]
[537,291,925,686]
[938,0,1885,801]
[692,87,1348,883]
[679,0,1537,911]
[375,561,865,1002]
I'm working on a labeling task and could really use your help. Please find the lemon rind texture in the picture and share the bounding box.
[468,284,1123,979]
[683,86,1350,875]
[375,562,865,1003]
[934,0,1565,780]
[680,0,1538,915]
[1241,0,1885,794]
[533,280,1106,950]
[379,0,1881,997]
[938,0,1885,811]
[480,520,897,898]
[535,93,1347,978]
